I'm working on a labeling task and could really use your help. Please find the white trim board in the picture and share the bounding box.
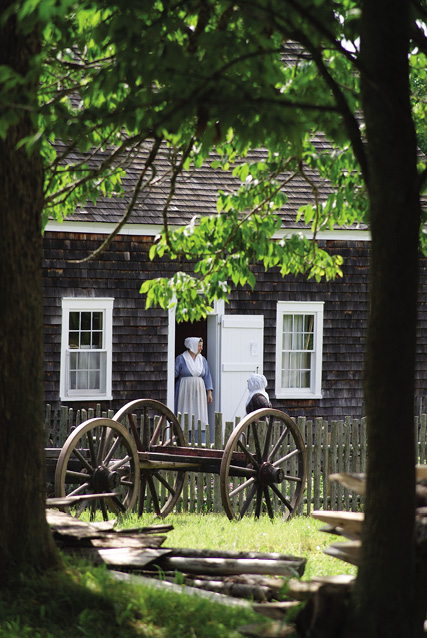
[45,219,371,242]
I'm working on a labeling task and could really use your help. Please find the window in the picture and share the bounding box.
[60,298,114,400]
[275,301,324,399]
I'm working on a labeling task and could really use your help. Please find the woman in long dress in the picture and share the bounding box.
[175,337,213,427]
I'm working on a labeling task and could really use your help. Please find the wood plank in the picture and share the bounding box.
[311,510,364,540]
[70,546,171,567]
[46,509,117,538]
[323,541,360,566]
[90,535,167,549]
[329,472,366,494]
[46,493,117,507]
[416,464,427,480]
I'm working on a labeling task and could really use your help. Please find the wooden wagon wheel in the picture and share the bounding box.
[220,408,307,520]
[113,399,186,518]
[54,417,140,521]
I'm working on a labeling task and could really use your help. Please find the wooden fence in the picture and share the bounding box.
[44,404,427,516]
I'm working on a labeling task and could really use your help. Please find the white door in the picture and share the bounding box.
[219,314,264,427]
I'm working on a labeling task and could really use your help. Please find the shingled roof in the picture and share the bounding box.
[59,131,361,233]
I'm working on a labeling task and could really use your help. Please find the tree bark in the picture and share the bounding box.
[0,5,61,576]
[345,1,422,636]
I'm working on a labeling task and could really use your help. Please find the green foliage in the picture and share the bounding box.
[2,0,427,319]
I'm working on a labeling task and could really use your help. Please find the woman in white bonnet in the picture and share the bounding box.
[245,373,272,414]
[175,337,213,427]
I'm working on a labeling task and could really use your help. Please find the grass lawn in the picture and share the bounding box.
[0,513,356,638]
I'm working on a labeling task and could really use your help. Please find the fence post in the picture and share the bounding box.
[306,419,313,516]
[313,418,322,510]
[213,412,223,513]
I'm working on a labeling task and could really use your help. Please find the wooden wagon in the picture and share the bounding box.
[46,399,307,521]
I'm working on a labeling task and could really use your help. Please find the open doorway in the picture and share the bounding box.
[174,319,207,359]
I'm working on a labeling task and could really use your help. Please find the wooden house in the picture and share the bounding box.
[42,140,427,433]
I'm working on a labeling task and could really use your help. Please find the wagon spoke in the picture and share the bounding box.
[261,417,273,461]
[128,413,143,451]
[138,475,147,517]
[71,447,94,473]
[254,486,263,518]
[270,483,294,513]
[146,474,162,516]
[229,476,255,499]
[150,415,166,447]
[272,448,300,468]
[251,424,262,462]
[103,435,121,465]
[239,482,258,519]
[67,482,91,497]
[109,494,127,514]
[100,499,109,521]
[153,470,176,496]
[142,408,150,449]
[87,429,98,467]
[75,499,90,518]
[65,470,92,482]
[109,454,131,472]
[96,426,107,465]
[264,487,275,519]
[267,426,289,463]
[237,439,260,469]
[283,474,302,483]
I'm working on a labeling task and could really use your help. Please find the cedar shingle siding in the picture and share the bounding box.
[43,230,427,420]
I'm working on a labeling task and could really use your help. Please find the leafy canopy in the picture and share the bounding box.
[3,0,427,319]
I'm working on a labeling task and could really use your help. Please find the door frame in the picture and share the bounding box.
[167,300,225,426]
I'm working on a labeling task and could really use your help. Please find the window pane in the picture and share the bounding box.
[92,312,103,331]
[70,371,76,389]
[77,370,88,389]
[88,352,100,369]
[89,371,100,389]
[91,331,103,349]
[69,332,79,348]
[81,312,91,331]
[69,312,80,331]
[81,331,91,348]
[70,352,77,370]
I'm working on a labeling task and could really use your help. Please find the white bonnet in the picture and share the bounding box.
[184,337,202,355]
[247,373,268,392]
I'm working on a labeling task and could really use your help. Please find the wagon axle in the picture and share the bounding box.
[258,462,285,486]
[92,466,122,492]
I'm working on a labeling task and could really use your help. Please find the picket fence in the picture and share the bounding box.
[44,404,427,516]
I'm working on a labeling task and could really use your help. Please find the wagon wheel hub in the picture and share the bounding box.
[92,466,121,492]
[258,462,284,487]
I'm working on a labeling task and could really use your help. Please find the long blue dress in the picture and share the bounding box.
[175,353,213,427]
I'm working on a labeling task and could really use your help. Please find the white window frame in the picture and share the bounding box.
[60,298,114,401]
[275,301,324,399]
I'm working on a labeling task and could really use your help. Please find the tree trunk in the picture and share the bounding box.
[0,6,61,576]
[346,1,422,636]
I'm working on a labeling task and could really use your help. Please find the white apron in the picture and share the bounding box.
[177,376,209,428]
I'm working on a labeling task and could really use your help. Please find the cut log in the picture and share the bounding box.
[111,570,252,608]
[252,601,300,620]
[166,547,303,562]
[153,555,305,578]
